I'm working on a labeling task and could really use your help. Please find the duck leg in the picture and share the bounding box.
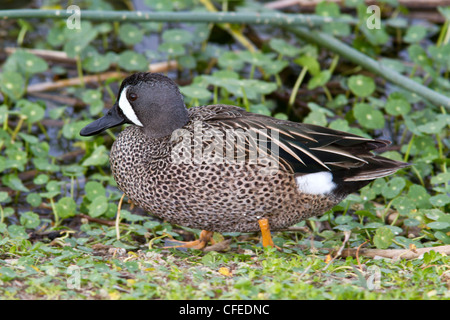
[163,230,214,250]
[258,218,281,250]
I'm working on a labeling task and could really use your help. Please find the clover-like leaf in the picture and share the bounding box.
[19,100,45,124]
[88,195,108,218]
[404,25,427,43]
[118,51,148,71]
[82,145,109,167]
[353,103,385,129]
[119,23,144,46]
[294,55,321,76]
[385,98,411,116]
[348,75,375,97]
[218,52,244,70]
[158,42,186,57]
[429,194,450,207]
[83,52,110,73]
[0,71,25,101]
[56,197,77,219]
[373,226,394,249]
[162,29,194,45]
[381,177,406,199]
[85,181,106,202]
[180,84,211,100]
[20,211,40,229]
[307,70,331,90]
[14,50,48,75]
[269,38,301,57]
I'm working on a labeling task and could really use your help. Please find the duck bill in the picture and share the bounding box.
[80,103,127,136]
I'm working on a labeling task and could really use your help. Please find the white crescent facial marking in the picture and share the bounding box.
[118,87,143,127]
[295,171,336,195]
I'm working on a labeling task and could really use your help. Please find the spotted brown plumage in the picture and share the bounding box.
[80,72,408,246]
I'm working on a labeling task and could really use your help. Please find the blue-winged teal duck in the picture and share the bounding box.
[80,72,408,249]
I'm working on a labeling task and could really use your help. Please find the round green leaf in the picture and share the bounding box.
[353,103,385,129]
[20,211,40,229]
[117,51,148,72]
[82,145,109,167]
[162,29,193,45]
[385,99,411,116]
[373,226,394,249]
[83,53,110,73]
[381,177,406,199]
[158,42,186,57]
[88,195,108,217]
[56,197,77,219]
[218,52,244,70]
[180,85,211,100]
[20,101,45,124]
[14,51,48,75]
[307,70,331,90]
[429,194,450,207]
[348,75,375,97]
[119,23,144,46]
[294,56,320,76]
[269,38,301,57]
[26,193,42,207]
[404,25,427,43]
[0,71,25,101]
[85,181,106,201]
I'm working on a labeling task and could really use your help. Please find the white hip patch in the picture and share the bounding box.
[119,87,144,127]
[295,171,336,195]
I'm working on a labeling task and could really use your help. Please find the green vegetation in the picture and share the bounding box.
[0,0,449,300]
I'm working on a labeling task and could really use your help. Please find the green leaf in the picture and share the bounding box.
[56,197,77,219]
[429,194,450,207]
[407,184,431,209]
[269,38,301,57]
[162,29,193,45]
[381,177,406,199]
[0,71,25,101]
[83,52,110,73]
[180,85,211,100]
[20,211,40,229]
[82,146,109,167]
[307,70,331,89]
[26,193,42,207]
[85,181,106,201]
[427,221,450,230]
[403,25,427,43]
[88,195,108,218]
[348,75,375,97]
[408,44,432,67]
[14,50,48,75]
[158,42,186,57]
[19,100,45,124]
[353,103,385,129]
[373,226,394,249]
[2,174,29,192]
[385,99,411,116]
[294,55,320,76]
[117,51,148,72]
[218,52,244,71]
[118,23,144,46]
[315,1,341,17]
[144,0,174,11]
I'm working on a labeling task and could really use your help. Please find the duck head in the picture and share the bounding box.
[80,72,188,139]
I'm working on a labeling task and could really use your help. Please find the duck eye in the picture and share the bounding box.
[128,93,138,101]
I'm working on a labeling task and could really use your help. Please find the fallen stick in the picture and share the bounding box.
[339,245,450,260]
[26,61,178,93]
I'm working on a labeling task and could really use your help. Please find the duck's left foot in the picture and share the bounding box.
[163,230,214,250]
[258,218,281,250]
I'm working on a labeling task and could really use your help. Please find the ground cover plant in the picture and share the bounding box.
[0,0,449,301]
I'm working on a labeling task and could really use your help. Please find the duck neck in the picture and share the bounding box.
[142,104,189,139]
